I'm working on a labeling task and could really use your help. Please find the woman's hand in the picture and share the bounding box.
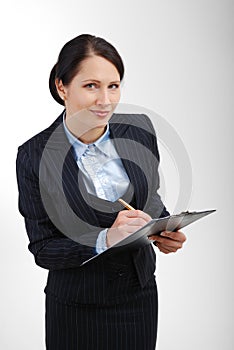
[149,231,187,254]
[106,210,152,247]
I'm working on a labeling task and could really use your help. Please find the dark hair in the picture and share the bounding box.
[49,34,125,106]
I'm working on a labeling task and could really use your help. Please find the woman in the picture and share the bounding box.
[16,34,186,350]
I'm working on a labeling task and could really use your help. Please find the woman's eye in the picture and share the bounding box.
[84,83,119,90]
[109,84,119,89]
[85,83,97,89]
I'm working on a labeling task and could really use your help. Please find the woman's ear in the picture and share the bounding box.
[55,79,67,101]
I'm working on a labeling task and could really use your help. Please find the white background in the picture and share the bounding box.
[1,0,233,349]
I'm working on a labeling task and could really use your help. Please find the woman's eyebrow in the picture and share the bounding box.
[81,79,120,83]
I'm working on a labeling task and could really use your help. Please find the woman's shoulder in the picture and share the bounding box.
[18,112,64,154]
[111,112,151,123]
[111,112,156,135]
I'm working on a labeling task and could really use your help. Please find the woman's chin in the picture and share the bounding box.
[65,109,113,138]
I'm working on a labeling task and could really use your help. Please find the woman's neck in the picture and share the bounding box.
[78,126,106,144]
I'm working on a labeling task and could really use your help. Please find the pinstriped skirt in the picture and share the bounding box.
[45,279,158,350]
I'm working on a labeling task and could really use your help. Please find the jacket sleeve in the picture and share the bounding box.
[16,146,100,271]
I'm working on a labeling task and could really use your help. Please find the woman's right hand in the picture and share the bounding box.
[106,210,152,247]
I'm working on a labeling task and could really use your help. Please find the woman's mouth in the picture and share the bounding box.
[89,110,111,118]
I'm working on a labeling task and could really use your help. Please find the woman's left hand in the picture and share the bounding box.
[149,231,187,254]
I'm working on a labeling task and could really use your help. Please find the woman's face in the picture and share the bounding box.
[56,55,121,143]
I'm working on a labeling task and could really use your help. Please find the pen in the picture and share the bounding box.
[118,198,136,211]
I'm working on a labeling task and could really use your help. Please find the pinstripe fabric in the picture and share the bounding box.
[16,111,169,349]
[46,277,158,350]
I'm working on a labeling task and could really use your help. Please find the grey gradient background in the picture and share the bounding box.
[1,0,233,349]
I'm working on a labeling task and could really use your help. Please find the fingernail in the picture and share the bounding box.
[160,232,167,237]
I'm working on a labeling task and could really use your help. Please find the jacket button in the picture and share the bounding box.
[117,269,125,277]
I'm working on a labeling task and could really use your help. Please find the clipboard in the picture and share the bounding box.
[81,209,216,265]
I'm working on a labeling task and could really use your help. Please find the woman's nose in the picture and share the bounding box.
[96,89,110,106]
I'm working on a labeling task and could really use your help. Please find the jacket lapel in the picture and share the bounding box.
[109,114,148,210]
[41,112,99,226]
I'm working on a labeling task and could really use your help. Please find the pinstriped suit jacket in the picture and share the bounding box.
[16,111,169,305]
